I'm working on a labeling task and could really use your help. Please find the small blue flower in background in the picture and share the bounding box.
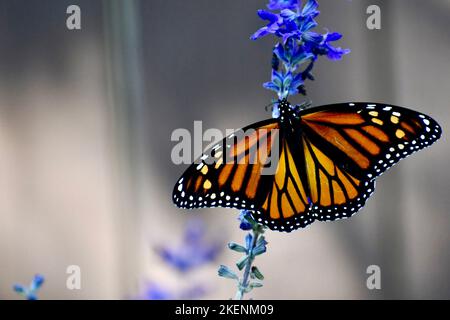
[13,274,44,300]
[141,282,174,300]
[136,218,223,300]
[251,0,350,102]
[156,218,222,273]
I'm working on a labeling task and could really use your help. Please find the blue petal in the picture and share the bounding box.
[13,284,25,294]
[273,43,289,64]
[281,31,300,44]
[291,51,314,66]
[272,69,284,84]
[303,31,323,44]
[267,0,299,11]
[245,233,253,250]
[31,274,45,291]
[218,265,239,280]
[280,9,298,22]
[300,15,318,32]
[263,81,280,92]
[26,293,38,300]
[325,32,342,42]
[301,0,319,17]
[282,71,293,87]
[253,237,268,256]
[251,27,270,40]
[257,9,280,23]
[284,20,300,33]
[326,45,351,60]
[291,73,304,88]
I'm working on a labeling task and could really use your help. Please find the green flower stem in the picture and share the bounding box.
[234,227,263,300]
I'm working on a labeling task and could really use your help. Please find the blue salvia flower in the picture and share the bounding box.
[250,10,283,40]
[252,0,349,102]
[320,32,351,60]
[13,274,45,300]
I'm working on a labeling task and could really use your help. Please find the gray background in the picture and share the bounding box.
[0,0,449,299]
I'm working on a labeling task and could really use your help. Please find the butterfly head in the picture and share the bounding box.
[277,99,290,115]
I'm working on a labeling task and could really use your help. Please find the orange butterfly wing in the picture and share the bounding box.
[173,102,441,232]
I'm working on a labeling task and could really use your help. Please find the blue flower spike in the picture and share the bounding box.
[252,0,350,102]
[13,274,45,300]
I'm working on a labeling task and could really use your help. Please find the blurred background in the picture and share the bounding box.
[0,0,449,299]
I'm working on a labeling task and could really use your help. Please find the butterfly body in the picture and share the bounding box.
[173,101,441,232]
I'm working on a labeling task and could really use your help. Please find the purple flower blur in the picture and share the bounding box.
[156,219,222,273]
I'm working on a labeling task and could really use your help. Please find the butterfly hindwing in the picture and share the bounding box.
[302,134,375,222]
[252,137,314,231]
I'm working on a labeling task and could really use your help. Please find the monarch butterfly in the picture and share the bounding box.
[172,100,442,232]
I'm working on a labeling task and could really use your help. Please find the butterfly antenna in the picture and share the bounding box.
[293,99,313,113]
[264,100,277,113]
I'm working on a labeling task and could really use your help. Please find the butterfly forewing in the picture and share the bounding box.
[173,120,280,211]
